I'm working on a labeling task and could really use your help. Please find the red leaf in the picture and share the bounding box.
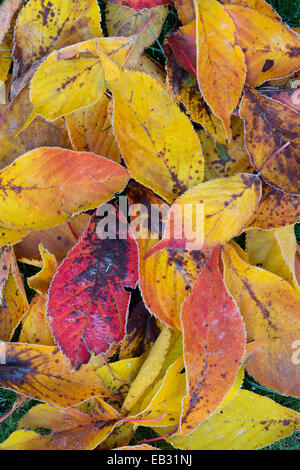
[167,28,197,79]
[180,248,246,435]
[47,205,139,369]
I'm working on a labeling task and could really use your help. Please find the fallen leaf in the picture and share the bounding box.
[47,206,139,369]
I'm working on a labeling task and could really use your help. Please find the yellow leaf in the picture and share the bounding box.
[96,356,145,401]
[13,0,102,94]
[28,37,134,123]
[222,243,300,397]
[168,390,300,450]
[0,147,129,230]
[164,41,228,144]
[0,247,29,341]
[27,245,58,296]
[19,294,55,346]
[148,173,262,253]
[97,46,204,203]
[193,0,246,140]
[246,226,299,291]
[122,326,172,414]
[128,356,185,428]
[199,117,253,180]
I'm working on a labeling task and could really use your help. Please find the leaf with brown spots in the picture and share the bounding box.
[193,0,246,140]
[222,243,300,397]
[0,147,129,231]
[0,247,29,341]
[0,342,110,406]
[240,86,300,196]
[127,181,209,330]
[47,206,139,369]
[224,5,300,87]
[28,37,134,124]
[97,46,204,204]
[179,249,246,435]
[247,184,300,230]
[12,0,102,96]
[19,294,55,346]
[146,173,262,256]
[0,404,120,450]
[168,390,300,450]
[65,94,122,163]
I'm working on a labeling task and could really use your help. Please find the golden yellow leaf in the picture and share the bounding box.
[168,390,300,450]
[19,294,55,346]
[194,0,246,140]
[96,356,145,401]
[28,37,134,124]
[97,46,204,203]
[128,357,185,428]
[246,226,299,291]
[12,0,102,94]
[0,247,29,341]
[27,245,58,296]
[121,326,172,414]
[148,173,262,253]
[164,41,228,144]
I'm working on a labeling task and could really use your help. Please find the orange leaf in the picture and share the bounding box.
[194,0,246,140]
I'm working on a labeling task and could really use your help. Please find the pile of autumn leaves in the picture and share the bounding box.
[0,0,299,451]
